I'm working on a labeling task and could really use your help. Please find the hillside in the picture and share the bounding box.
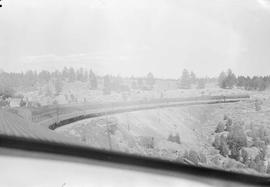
[55,99,270,175]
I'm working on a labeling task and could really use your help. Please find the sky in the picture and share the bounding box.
[0,0,270,78]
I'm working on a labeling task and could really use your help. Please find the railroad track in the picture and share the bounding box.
[32,95,250,130]
[0,94,251,145]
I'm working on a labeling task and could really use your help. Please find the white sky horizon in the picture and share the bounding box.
[1,0,270,79]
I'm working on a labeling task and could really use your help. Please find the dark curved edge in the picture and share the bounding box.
[49,99,241,130]
[0,134,269,186]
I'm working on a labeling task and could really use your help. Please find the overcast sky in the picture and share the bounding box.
[0,0,270,78]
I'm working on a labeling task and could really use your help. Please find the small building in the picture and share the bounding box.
[9,98,21,108]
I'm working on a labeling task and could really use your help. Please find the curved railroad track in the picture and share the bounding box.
[31,95,251,130]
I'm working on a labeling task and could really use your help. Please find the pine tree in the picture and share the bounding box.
[225,69,236,89]
[227,124,247,161]
[103,75,111,95]
[179,69,191,89]
[89,70,98,89]
[68,67,76,82]
[62,67,69,80]
[197,78,206,89]
[54,78,63,96]
[218,71,226,89]
[146,72,155,90]
[190,71,197,84]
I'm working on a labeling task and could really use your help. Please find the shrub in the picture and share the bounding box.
[267,162,270,174]
[256,161,266,173]
[197,79,206,89]
[81,136,87,143]
[253,138,266,149]
[107,123,118,135]
[241,148,249,164]
[264,136,270,145]
[179,151,191,164]
[0,99,10,107]
[168,133,181,144]
[220,134,227,142]
[249,161,257,171]
[215,122,225,133]
[139,136,154,149]
[241,147,261,165]
[220,141,230,157]
[19,99,26,107]
[103,88,111,95]
[265,128,270,137]
[213,135,221,149]
[257,126,267,140]
[255,100,262,111]
[259,146,267,161]
[187,150,200,165]
[223,159,234,170]
[213,134,230,157]
[230,146,241,161]
[246,130,254,138]
[254,154,261,164]
[199,152,207,163]
[0,86,15,99]
[223,159,245,170]
[225,118,233,131]
[53,100,58,105]
[183,150,189,159]
[211,155,222,167]
[245,122,253,130]
[227,124,247,161]
[176,155,185,164]
[182,150,202,165]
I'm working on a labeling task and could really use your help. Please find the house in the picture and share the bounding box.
[9,98,21,108]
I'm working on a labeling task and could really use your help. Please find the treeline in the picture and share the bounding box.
[0,67,157,98]
[177,69,213,89]
[103,72,155,94]
[0,67,98,93]
[218,69,270,91]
